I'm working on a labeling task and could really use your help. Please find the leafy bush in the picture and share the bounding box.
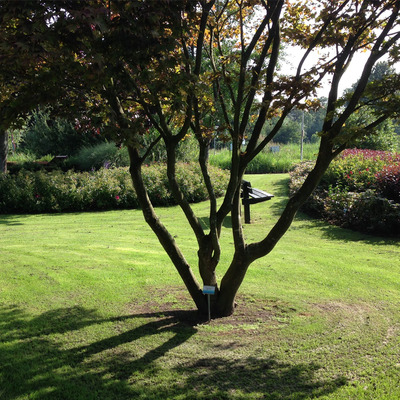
[347,191,400,236]
[67,142,130,171]
[322,149,399,191]
[290,149,400,236]
[68,135,199,171]
[289,161,326,217]
[0,163,228,214]
[375,164,400,203]
[21,108,103,157]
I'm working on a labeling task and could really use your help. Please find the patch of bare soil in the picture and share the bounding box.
[126,286,297,328]
[312,301,374,327]
[313,301,373,315]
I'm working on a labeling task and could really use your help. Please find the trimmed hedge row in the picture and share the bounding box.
[0,163,229,214]
[290,149,400,237]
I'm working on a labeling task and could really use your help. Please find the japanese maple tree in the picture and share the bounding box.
[1,0,399,316]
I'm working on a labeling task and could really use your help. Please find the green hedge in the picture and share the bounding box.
[0,163,228,214]
[289,149,400,237]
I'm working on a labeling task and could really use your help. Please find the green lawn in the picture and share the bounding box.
[1,173,399,400]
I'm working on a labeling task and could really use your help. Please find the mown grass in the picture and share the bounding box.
[1,173,400,400]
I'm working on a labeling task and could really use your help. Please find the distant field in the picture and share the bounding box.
[1,173,399,400]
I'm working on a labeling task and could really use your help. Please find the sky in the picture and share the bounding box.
[281,45,373,98]
[282,43,400,99]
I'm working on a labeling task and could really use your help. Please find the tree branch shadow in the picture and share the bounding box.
[0,215,25,226]
[199,215,232,230]
[293,212,400,245]
[177,357,347,400]
[0,305,346,399]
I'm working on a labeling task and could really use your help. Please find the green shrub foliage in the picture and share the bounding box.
[66,135,199,171]
[67,142,130,171]
[0,163,228,214]
[290,149,400,236]
[375,164,400,203]
[21,108,104,157]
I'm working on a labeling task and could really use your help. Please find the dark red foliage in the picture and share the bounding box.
[375,164,400,203]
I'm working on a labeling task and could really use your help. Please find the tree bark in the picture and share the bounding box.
[217,251,250,316]
[0,129,7,174]
[128,145,208,314]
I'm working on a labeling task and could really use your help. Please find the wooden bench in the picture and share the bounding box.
[241,180,274,223]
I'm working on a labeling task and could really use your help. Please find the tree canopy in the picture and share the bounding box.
[1,0,400,316]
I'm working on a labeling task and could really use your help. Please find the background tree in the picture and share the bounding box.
[0,129,7,173]
[264,117,302,144]
[20,107,105,158]
[1,0,400,317]
[342,61,400,151]
[262,100,328,145]
[0,81,14,173]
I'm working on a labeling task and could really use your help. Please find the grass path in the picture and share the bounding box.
[1,173,399,399]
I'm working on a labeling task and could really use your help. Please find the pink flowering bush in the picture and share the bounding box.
[290,149,400,236]
[321,149,396,191]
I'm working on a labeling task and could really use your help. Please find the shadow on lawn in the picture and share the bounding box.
[199,215,232,230]
[0,215,25,226]
[294,212,400,245]
[267,177,290,217]
[0,305,346,400]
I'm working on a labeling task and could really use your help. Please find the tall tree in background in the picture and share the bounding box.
[0,129,7,173]
[342,61,400,150]
[0,3,65,172]
[1,0,400,316]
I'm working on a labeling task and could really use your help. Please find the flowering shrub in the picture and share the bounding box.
[290,149,400,236]
[0,163,228,214]
[321,149,394,191]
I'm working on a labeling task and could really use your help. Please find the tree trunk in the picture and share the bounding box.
[198,235,218,285]
[128,146,208,314]
[0,130,7,174]
[215,251,250,317]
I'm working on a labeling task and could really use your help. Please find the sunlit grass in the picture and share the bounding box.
[0,173,399,399]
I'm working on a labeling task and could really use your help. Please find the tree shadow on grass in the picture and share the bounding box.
[199,215,232,230]
[0,305,346,400]
[0,215,25,226]
[264,177,290,217]
[293,212,400,245]
[177,357,347,400]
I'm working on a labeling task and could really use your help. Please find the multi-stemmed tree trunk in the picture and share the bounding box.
[121,0,400,317]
